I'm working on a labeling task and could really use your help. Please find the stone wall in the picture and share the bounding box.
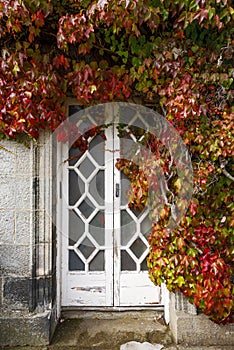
[0,132,57,346]
[169,292,234,346]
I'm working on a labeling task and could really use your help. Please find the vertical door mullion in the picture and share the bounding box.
[113,116,121,307]
[104,122,115,306]
[61,141,69,306]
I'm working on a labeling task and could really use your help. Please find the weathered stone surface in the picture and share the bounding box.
[0,142,15,176]
[15,210,32,244]
[14,144,33,177]
[1,346,234,350]
[3,277,31,309]
[177,347,234,350]
[14,178,32,209]
[51,312,173,349]
[0,245,30,276]
[0,311,51,347]
[0,276,2,308]
[169,293,234,346]
[0,138,55,348]
[36,243,52,276]
[0,177,31,209]
[0,177,16,208]
[0,210,15,244]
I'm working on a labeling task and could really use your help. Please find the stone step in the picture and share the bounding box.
[18,344,230,349]
[51,311,173,349]
[1,310,233,350]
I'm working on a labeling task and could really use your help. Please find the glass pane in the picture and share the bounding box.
[69,170,85,206]
[89,170,104,206]
[69,146,83,166]
[130,206,145,218]
[78,237,96,259]
[121,210,136,246]
[89,251,104,271]
[69,250,85,271]
[69,210,85,246]
[89,211,105,246]
[141,258,148,271]
[89,134,105,166]
[141,215,152,238]
[78,197,95,219]
[121,172,130,206]
[78,157,95,179]
[121,250,136,271]
[130,238,147,259]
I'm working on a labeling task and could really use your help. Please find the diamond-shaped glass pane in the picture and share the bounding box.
[130,238,147,259]
[121,250,136,271]
[89,134,105,166]
[78,197,95,219]
[89,170,104,206]
[69,210,85,246]
[69,170,85,206]
[121,210,136,246]
[68,146,84,166]
[90,250,104,271]
[78,237,96,259]
[69,250,85,271]
[129,206,144,218]
[89,211,105,246]
[141,215,152,238]
[78,157,95,179]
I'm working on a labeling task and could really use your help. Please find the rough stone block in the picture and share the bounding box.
[14,178,32,209]
[0,245,31,276]
[0,142,15,176]
[0,311,51,346]
[169,294,234,346]
[3,277,32,309]
[14,143,33,177]
[0,177,31,210]
[0,210,15,244]
[0,177,16,208]
[15,210,32,244]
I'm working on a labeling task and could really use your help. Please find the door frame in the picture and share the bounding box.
[56,102,169,319]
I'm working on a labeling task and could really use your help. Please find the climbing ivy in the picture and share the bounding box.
[0,0,233,324]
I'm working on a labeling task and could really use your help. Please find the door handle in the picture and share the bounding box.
[115,183,120,197]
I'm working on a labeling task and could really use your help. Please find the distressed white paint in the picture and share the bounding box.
[120,273,161,306]
[59,104,165,308]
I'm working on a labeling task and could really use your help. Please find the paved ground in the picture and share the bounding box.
[0,311,233,350]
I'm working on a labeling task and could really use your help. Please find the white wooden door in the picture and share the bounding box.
[60,108,162,307]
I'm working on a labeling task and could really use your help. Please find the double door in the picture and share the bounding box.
[59,107,163,307]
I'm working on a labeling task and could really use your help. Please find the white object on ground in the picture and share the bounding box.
[120,341,164,350]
